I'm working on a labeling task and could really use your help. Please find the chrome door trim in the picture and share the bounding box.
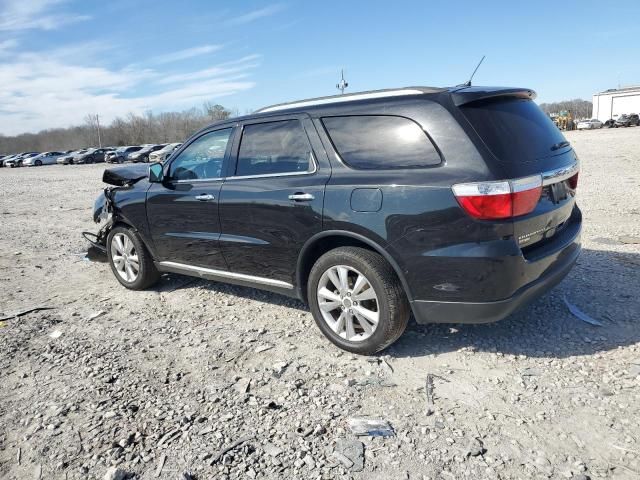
[171,177,224,184]
[227,152,318,181]
[158,261,294,289]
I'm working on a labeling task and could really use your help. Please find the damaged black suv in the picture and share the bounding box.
[89,86,581,354]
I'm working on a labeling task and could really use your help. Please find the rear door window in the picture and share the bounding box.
[236,120,312,177]
[460,98,569,162]
[322,115,441,169]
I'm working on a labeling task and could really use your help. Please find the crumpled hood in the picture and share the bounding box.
[102,164,149,186]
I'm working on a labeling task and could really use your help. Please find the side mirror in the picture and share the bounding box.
[149,162,164,183]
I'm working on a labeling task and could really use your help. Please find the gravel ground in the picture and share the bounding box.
[1,127,639,480]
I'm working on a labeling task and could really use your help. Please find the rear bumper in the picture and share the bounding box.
[410,208,581,324]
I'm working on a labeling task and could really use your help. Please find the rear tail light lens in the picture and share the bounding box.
[452,175,542,220]
[567,172,579,190]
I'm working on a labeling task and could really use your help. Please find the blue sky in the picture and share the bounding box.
[1,0,639,135]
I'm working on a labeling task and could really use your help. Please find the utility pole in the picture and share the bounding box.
[96,114,102,148]
[336,69,348,95]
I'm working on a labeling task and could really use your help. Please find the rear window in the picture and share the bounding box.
[461,98,568,163]
[322,115,441,170]
[322,115,441,169]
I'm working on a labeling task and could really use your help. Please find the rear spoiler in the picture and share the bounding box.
[451,87,537,106]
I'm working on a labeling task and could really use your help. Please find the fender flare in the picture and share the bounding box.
[296,230,414,302]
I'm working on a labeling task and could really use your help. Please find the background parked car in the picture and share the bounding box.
[74,148,111,164]
[6,152,39,167]
[126,144,166,163]
[576,119,603,130]
[149,143,182,163]
[23,151,65,166]
[615,114,640,127]
[0,154,15,167]
[57,149,86,165]
[603,119,616,128]
[106,146,143,163]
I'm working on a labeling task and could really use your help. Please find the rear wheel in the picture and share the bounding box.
[107,226,159,290]
[307,247,409,354]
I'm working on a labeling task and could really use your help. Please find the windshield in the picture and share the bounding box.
[461,98,569,163]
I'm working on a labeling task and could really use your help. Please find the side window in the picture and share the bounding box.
[322,115,441,169]
[169,128,232,181]
[236,120,312,177]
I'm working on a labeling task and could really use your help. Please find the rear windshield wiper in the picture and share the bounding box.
[551,141,570,151]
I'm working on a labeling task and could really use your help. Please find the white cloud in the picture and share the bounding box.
[225,4,285,26]
[151,44,223,64]
[157,55,261,85]
[0,39,19,52]
[0,49,259,135]
[0,0,90,31]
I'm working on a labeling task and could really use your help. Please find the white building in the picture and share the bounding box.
[592,86,640,121]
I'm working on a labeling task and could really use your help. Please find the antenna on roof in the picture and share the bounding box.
[336,69,349,95]
[461,55,485,87]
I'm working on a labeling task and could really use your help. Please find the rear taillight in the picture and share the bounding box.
[567,172,579,190]
[452,175,542,220]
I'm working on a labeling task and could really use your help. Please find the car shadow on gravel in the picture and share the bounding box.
[388,248,640,360]
[155,273,309,311]
[148,248,639,359]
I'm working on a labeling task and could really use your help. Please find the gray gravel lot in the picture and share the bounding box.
[1,127,639,479]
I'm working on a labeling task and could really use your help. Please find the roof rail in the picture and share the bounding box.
[256,88,428,113]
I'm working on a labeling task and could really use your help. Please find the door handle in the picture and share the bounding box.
[288,192,315,202]
[195,194,215,201]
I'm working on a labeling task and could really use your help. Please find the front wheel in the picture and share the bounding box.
[35,160,42,166]
[307,247,409,354]
[107,226,159,290]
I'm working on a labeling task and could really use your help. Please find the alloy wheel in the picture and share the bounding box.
[110,233,139,282]
[316,265,380,342]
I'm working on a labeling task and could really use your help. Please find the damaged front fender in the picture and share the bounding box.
[92,190,107,223]
[83,187,117,256]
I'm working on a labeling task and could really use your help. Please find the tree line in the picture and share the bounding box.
[538,99,593,119]
[1,97,596,155]
[0,102,236,155]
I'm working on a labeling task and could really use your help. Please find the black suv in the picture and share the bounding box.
[89,86,581,354]
[106,146,143,163]
[614,114,640,127]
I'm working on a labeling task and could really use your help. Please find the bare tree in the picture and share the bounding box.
[539,99,593,119]
[203,102,231,121]
[0,102,237,155]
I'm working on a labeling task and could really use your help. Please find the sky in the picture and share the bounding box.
[1,0,639,135]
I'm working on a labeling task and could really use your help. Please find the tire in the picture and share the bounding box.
[107,226,159,290]
[35,160,42,166]
[86,157,93,164]
[307,247,410,354]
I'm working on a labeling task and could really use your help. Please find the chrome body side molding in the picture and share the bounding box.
[157,261,294,289]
